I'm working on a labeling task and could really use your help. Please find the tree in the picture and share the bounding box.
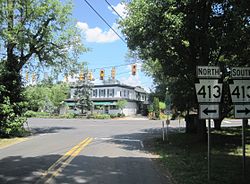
[116,100,127,114]
[24,82,69,113]
[0,0,86,136]
[120,0,250,131]
[153,97,160,119]
[73,78,93,115]
[159,102,166,112]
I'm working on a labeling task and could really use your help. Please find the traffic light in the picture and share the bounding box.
[64,74,68,82]
[100,69,104,80]
[32,73,36,83]
[25,71,29,81]
[79,72,84,81]
[88,71,93,81]
[111,67,116,79]
[132,64,137,75]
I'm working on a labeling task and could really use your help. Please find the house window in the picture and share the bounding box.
[93,89,97,97]
[107,89,114,97]
[99,89,106,97]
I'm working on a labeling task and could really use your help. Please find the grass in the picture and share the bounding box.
[147,126,250,184]
[0,137,28,149]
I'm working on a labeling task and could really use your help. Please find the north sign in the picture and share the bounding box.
[195,79,222,103]
[234,105,250,119]
[197,66,221,79]
[199,104,219,119]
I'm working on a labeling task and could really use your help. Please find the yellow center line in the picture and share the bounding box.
[36,137,93,184]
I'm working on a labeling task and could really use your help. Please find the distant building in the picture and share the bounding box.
[61,79,149,116]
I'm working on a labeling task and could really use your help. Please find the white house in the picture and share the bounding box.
[62,79,149,116]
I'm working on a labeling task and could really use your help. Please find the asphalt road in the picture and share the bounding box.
[0,118,246,184]
[0,118,173,184]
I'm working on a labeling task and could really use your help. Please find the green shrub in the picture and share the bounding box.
[159,113,169,120]
[117,113,125,117]
[24,110,50,118]
[58,113,76,119]
[24,110,37,117]
[0,96,27,137]
[87,113,110,119]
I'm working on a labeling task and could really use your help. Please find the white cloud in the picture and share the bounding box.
[108,3,127,19]
[76,22,119,43]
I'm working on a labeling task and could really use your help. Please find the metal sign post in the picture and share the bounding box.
[242,119,247,179]
[162,121,165,141]
[208,119,211,181]
[195,66,222,182]
[229,67,250,179]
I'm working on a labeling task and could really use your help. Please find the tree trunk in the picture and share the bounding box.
[214,118,223,130]
[185,114,206,140]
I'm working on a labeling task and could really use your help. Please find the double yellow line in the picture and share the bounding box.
[37,137,93,184]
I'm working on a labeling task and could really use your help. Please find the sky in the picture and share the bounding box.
[71,0,154,92]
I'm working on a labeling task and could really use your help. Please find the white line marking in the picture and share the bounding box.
[95,137,144,148]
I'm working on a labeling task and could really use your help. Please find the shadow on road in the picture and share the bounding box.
[30,126,75,135]
[0,154,168,184]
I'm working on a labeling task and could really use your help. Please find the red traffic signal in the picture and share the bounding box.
[100,69,105,80]
[132,64,137,75]
[111,67,116,79]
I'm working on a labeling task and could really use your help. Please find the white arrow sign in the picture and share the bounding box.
[195,79,222,103]
[234,105,250,119]
[199,104,219,119]
[229,80,250,103]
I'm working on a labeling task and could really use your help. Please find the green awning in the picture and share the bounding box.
[93,102,116,105]
[64,102,76,106]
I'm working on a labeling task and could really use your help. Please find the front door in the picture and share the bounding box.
[104,106,109,114]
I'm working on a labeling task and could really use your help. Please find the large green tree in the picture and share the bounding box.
[120,0,250,131]
[0,0,86,136]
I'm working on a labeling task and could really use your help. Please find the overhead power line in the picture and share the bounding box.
[104,0,124,20]
[83,0,126,44]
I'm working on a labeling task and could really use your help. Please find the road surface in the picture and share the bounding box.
[0,118,172,184]
[0,118,245,184]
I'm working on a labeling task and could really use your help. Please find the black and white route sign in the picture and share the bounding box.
[195,79,222,103]
[197,66,221,79]
[234,105,250,119]
[231,67,250,79]
[199,104,219,119]
[229,80,250,103]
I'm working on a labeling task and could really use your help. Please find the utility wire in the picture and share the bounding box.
[83,0,126,44]
[104,0,124,20]
[90,62,139,71]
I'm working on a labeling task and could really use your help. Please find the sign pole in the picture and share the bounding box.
[242,119,247,179]
[162,121,165,141]
[208,119,211,181]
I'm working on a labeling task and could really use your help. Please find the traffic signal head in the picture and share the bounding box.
[132,64,137,75]
[64,74,68,82]
[25,72,29,81]
[88,71,93,81]
[100,69,104,80]
[111,67,116,79]
[79,72,84,81]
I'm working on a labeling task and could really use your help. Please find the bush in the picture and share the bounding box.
[24,110,37,117]
[117,113,125,117]
[87,113,110,119]
[160,112,169,120]
[24,110,50,118]
[58,113,76,119]
[0,96,27,137]
[110,114,118,118]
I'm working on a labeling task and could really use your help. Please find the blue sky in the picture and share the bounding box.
[72,0,154,91]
